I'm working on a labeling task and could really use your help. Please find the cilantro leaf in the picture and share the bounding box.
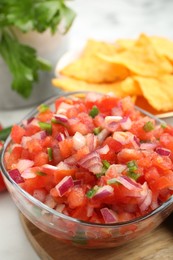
[143,121,154,132]
[0,1,76,34]
[0,30,51,98]
[0,1,75,98]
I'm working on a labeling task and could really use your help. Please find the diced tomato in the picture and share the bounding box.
[26,139,43,154]
[5,146,23,169]
[51,123,66,138]
[34,152,49,166]
[11,125,25,143]
[71,204,89,221]
[59,139,74,159]
[37,110,53,122]
[160,133,173,150]
[67,186,86,209]
[96,96,119,114]
[25,124,40,136]
[54,169,76,183]
[117,148,141,163]
[103,137,123,153]
[75,170,96,186]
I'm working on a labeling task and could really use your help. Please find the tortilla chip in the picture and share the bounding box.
[134,75,173,111]
[150,36,173,62]
[60,40,130,83]
[98,34,172,77]
[52,76,140,98]
[115,39,135,50]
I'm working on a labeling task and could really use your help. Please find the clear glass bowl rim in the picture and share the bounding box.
[1,90,173,228]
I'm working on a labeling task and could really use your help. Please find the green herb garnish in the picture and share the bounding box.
[102,160,110,169]
[96,160,110,178]
[0,1,76,98]
[38,104,49,113]
[39,122,52,134]
[127,160,140,181]
[107,178,119,185]
[0,30,51,98]
[161,123,167,129]
[127,160,138,172]
[47,147,53,161]
[86,186,98,198]
[93,126,102,135]
[89,106,99,118]
[36,171,47,176]
[143,121,154,132]
[127,171,140,181]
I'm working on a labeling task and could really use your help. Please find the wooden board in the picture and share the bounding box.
[19,212,173,260]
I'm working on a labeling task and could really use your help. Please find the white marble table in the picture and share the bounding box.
[1,0,173,259]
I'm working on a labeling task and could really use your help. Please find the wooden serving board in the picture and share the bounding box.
[19,212,173,260]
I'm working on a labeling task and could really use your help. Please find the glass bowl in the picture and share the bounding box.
[1,91,173,249]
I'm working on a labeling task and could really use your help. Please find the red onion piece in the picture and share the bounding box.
[21,136,31,147]
[41,164,58,175]
[106,164,127,176]
[88,163,103,174]
[21,168,36,179]
[93,185,113,199]
[140,142,157,150]
[133,136,140,147]
[9,169,24,183]
[113,131,131,145]
[155,147,171,156]
[139,189,152,211]
[56,102,72,114]
[78,151,103,174]
[17,159,34,173]
[85,92,103,102]
[97,145,110,154]
[56,133,65,142]
[73,132,86,150]
[97,129,110,143]
[86,133,97,152]
[64,156,77,166]
[54,114,68,123]
[104,116,122,132]
[55,176,74,197]
[33,189,46,202]
[56,161,70,170]
[113,131,139,149]
[100,208,118,223]
[44,194,57,209]
[138,182,152,211]
[116,176,141,190]
[120,117,132,130]
[87,205,94,217]
[29,118,39,127]
[121,176,141,188]
[32,131,47,140]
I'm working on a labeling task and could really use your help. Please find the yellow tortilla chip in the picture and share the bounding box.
[150,36,173,62]
[60,40,130,83]
[52,76,140,98]
[115,38,135,50]
[98,34,172,77]
[134,75,173,111]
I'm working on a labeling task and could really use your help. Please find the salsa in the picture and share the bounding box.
[4,92,173,224]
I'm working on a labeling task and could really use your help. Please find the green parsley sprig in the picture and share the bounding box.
[0,0,76,98]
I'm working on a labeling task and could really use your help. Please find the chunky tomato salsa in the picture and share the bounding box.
[4,92,173,224]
